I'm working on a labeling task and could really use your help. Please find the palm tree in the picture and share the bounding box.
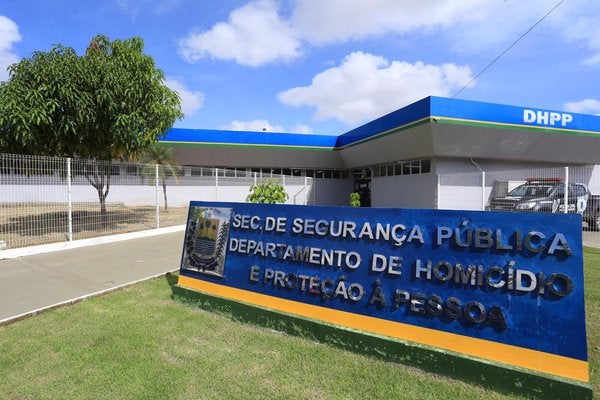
[140,144,180,210]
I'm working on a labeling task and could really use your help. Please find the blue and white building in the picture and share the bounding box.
[159,96,600,208]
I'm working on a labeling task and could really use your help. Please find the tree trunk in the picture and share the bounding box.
[162,179,168,210]
[84,160,111,227]
[99,191,107,222]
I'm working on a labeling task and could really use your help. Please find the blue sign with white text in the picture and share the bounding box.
[178,202,588,380]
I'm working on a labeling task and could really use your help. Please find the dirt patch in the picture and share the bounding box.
[0,203,188,249]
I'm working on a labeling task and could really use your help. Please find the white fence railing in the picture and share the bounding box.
[437,165,600,248]
[0,153,313,249]
[2,152,598,250]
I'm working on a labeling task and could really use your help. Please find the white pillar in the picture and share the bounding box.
[482,171,486,211]
[155,164,160,228]
[564,166,569,214]
[304,176,309,205]
[436,174,440,209]
[215,168,219,201]
[67,157,73,241]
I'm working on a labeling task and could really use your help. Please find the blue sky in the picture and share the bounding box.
[1,0,599,136]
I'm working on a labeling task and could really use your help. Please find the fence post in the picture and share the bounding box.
[155,164,160,229]
[67,157,73,241]
[304,176,308,205]
[481,171,486,211]
[564,166,569,214]
[215,168,219,201]
[436,174,440,209]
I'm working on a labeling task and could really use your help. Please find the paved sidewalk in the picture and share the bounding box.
[0,231,184,323]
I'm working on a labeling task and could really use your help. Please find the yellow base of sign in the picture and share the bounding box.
[178,275,588,383]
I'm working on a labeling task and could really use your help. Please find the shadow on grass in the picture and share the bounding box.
[165,271,179,288]
[170,283,592,400]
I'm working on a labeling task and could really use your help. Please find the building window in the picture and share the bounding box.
[224,168,235,177]
[125,165,136,175]
[371,159,431,177]
[235,168,248,178]
[402,162,411,175]
[191,167,202,177]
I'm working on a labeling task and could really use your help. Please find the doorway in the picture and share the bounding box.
[354,178,371,207]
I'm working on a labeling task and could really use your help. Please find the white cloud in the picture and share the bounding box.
[554,0,600,66]
[291,0,481,45]
[165,77,205,116]
[223,119,313,134]
[224,119,285,132]
[0,15,21,81]
[117,0,182,18]
[278,51,473,125]
[291,0,600,58]
[290,124,313,134]
[178,0,301,67]
[177,0,600,67]
[584,54,600,66]
[564,99,600,115]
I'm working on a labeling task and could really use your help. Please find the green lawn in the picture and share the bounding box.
[585,247,600,398]
[0,249,598,400]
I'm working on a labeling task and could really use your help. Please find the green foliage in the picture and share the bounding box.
[139,144,180,210]
[0,35,183,159]
[246,179,288,204]
[0,35,183,220]
[350,192,361,207]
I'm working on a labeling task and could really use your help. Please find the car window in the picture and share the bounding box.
[509,184,548,196]
[508,185,528,196]
[554,185,565,196]
[575,185,587,196]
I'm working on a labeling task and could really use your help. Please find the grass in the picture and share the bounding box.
[585,247,600,397]
[0,250,599,399]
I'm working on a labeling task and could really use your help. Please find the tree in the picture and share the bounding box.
[0,35,183,220]
[246,179,289,204]
[139,144,180,210]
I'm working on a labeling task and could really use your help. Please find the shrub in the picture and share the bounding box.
[246,180,289,204]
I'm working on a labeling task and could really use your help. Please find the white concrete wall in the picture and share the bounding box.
[308,179,354,206]
[434,157,572,174]
[371,174,437,209]
[0,183,311,207]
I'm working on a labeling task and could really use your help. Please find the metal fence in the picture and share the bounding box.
[437,164,600,247]
[2,152,599,250]
[0,153,313,249]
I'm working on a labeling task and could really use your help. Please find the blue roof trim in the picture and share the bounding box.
[430,96,600,133]
[161,128,339,148]
[159,97,600,151]
[335,97,432,148]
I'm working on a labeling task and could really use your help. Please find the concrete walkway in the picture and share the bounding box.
[0,230,184,323]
